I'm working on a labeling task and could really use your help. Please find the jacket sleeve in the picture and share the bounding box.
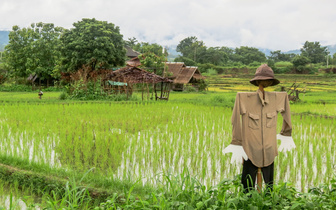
[277,93,292,136]
[231,93,245,145]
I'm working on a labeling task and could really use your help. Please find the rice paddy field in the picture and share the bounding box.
[0,73,335,208]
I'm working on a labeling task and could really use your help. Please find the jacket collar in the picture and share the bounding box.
[257,89,269,106]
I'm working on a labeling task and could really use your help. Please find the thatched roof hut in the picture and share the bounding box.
[125,46,140,59]
[165,62,204,91]
[106,65,172,84]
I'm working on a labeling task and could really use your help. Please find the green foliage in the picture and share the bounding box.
[234,46,266,65]
[269,50,295,62]
[4,23,63,79]
[301,41,329,64]
[133,42,167,57]
[67,79,138,101]
[0,84,32,92]
[292,55,311,67]
[203,68,217,76]
[60,18,126,72]
[202,47,228,65]
[273,61,293,74]
[125,37,138,48]
[96,173,336,209]
[176,36,207,63]
[138,52,165,75]
[174,56,197,66]
[59,91,68,100]
[183,85,197,92]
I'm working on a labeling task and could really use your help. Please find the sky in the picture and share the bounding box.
[1,0,336,51]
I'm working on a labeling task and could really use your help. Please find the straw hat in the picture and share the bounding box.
[250,64,280,86]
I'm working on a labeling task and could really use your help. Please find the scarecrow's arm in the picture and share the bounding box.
[277,92,296,152]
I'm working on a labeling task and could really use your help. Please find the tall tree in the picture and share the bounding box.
[300,41,328,64]
[125,37,138,48]
[234,46,266,65]
[176,36,206,63]
[4,23,63,79]
[134,42,167,75]
[4,26,33,77]
[60,18,126,72]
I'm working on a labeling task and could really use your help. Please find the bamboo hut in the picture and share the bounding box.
[165,62,204,91]
[105,66,173,100]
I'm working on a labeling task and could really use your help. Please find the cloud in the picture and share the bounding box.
[1,0,336,51]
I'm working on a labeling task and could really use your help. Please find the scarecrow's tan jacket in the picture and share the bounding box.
[230,90,292,168]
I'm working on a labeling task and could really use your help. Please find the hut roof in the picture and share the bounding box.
[125,46,140,58]
[107,66,172,84]
[126,57,141,67]
[174,66,198,84]
[165,62,186,78]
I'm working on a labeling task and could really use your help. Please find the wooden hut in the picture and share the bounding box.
[125,46,140,59]
[105,66,172,100]
[126,57,141,67]
[165,62,204,91]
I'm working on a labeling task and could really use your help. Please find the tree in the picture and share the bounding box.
[133,42,167,57]
[300,41,328,64]
[292,55,310,67]
[4,25,34,77]
[203,47,228,65]
[135,42,167,75]
[30,23,63,81]
[60,18,126,72]
[125,37,138,48]
[269,50,295,62]
[4,23,63,80]
[234,46,266,65]
[176,36,206,63]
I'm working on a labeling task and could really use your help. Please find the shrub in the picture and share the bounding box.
[59,92,68,100]
[184,85,197,92]
[203,68,217,76]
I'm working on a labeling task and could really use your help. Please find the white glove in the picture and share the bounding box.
[223,144,248,165]
[277,134,296,152]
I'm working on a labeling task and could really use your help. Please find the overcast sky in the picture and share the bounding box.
[1,0,335,51]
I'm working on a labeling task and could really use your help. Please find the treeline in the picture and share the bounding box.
[173,36,335,74]
[0,18,126,86]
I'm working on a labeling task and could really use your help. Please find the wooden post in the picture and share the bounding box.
[257,168,262,192]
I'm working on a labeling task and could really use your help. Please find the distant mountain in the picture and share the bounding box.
[284,49,300,55]
[0,31,9,51]
[283,44,336,56]
[326,44,336,55]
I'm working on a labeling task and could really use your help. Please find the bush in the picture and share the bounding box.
[203,68,217,76]
[183,85,197,92]
[59,92,68,100]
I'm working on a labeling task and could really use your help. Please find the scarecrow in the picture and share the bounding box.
[38,90,43,99]
[224,64,296,192]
